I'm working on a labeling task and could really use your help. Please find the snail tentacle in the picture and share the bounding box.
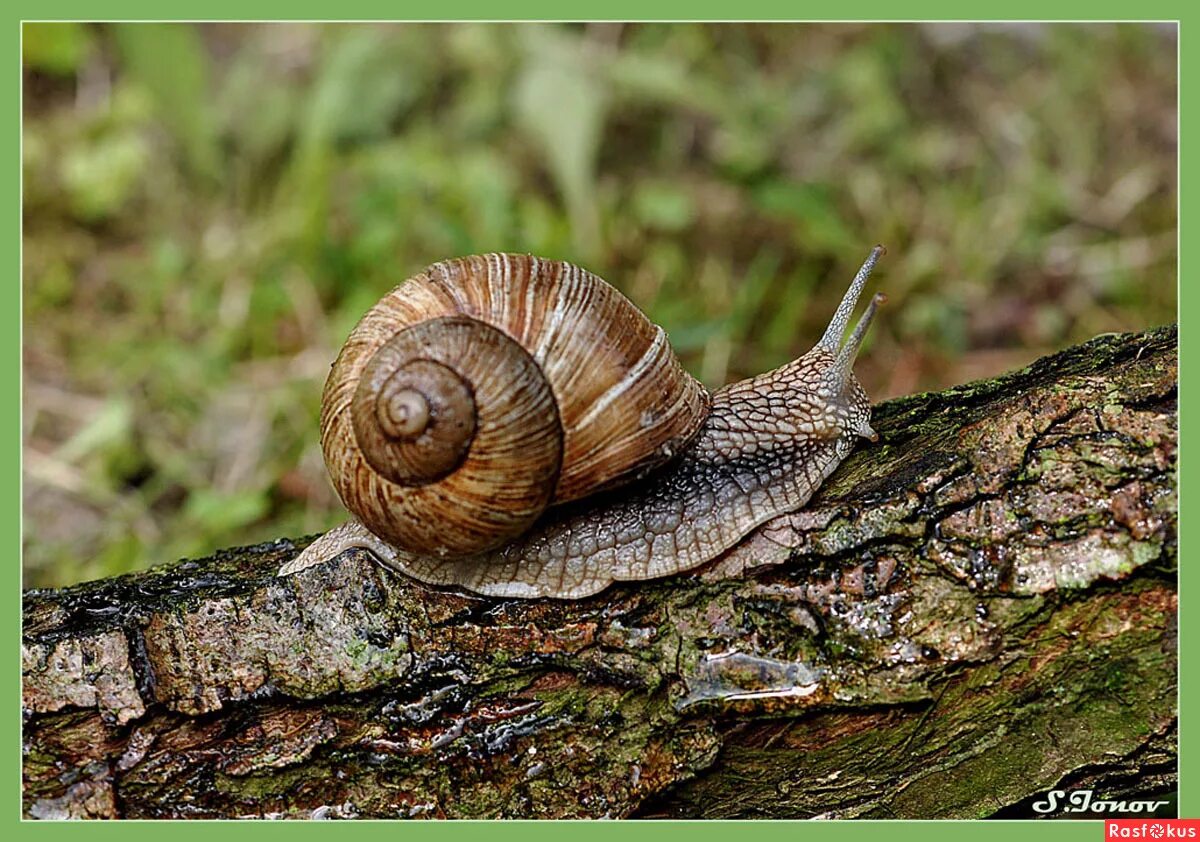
[817,244,885,352]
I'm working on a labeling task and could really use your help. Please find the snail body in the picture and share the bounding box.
[281,248,886,599]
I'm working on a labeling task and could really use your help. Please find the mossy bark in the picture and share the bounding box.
[23,326,1177,820]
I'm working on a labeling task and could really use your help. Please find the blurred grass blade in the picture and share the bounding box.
[112,24,220,183]
[183,488,270,538]
[298,26,422,151]
[287,26,426,258]
[55,398,132,464]
[514,29,607,259]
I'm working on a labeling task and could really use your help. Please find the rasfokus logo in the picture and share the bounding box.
[1032,790,1170,815]
[1106,821,1197,839]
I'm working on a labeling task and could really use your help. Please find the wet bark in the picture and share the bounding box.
[23,326,1177,820]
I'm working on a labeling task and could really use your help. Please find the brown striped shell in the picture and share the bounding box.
[321,253,710,557]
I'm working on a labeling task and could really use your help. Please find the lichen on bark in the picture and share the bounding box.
[23,326,1177,819]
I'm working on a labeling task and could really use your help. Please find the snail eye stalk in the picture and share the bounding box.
[818,245,886,353]
[825,292,887,395]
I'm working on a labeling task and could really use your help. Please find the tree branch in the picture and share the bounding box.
[23,326,1177,819]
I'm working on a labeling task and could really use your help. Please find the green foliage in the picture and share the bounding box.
[23,23,93,76]
[514,26,607,257]
[111,24,221,181]
[22,23,1177,587]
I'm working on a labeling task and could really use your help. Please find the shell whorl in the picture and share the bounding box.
[319,253,709,558]
[327,315,562,556]
[350,323,479,486]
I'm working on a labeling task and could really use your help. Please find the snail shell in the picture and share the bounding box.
[284,248,886,599]
[320,253,709,557]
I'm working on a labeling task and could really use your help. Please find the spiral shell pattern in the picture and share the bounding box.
[320,253,709,557]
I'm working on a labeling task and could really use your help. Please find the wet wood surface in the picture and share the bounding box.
[23,326,1177,819]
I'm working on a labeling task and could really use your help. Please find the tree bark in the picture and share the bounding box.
[23,326,1178,820]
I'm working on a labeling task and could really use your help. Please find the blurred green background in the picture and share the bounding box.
[22,22,1177,588]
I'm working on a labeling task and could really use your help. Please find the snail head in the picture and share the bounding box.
[791,245,887,443]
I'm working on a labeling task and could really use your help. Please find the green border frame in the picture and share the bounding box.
[10,5,1189,837]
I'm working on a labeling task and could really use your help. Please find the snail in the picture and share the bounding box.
[280,248,886,599]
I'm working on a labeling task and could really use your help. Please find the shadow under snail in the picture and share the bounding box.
[280,247,887,599]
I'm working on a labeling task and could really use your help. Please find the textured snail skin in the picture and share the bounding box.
[281,248,886,599]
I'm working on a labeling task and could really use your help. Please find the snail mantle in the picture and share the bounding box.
[23,326,1176,819]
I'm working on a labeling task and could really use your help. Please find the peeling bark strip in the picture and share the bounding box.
[23,327,1177,820]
